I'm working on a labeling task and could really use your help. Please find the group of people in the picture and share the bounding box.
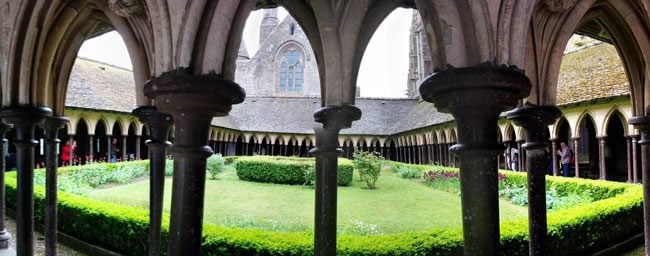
[59,138,122,167]
[504,141,574,177]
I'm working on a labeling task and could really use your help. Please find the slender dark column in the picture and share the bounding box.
[0,122,12,249]
[517,140,524,171]
[551,139,558,176]
[448,143,454,166]
[629,115,650,250]
[508,103,560,256]
[573,137,580,177]
[0,106,52,256]
[597,136,607,180]
[633,135,640,183]
[310,105,361,256]
[122,135,128,161]
[42,116,68,256]
[106,135,112,162]
[144,73,245,256]
[627,136,633,182]
[419,64,530,255]
[438,144,443,165]
[135,136,141,160]
[133,106,172,256]
[88,135,94,162]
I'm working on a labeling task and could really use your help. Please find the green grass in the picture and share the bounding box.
[84,165,527,234]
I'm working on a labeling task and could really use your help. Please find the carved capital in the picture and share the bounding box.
[108,0,144,17]
[544,0,578,12]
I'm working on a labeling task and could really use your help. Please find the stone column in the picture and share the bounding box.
[551,139,558,176]
[106,135,112,162]
[419,65,529,255]
[517,140,524,171]
[597,136,607,180]
[573,137,580,177]
[629,115,650,251]
[88,135,94,163]
[310,105,361,256]
[144,73,244,256]
[0,106,52,255]
[135,136,141,160]
[0,122,12,249]
[122,135,128,161]
[42,116,68,256]
[633,135,640,183]
[508,103,560,256]
[133,106,173,256]
[627,136,632,182]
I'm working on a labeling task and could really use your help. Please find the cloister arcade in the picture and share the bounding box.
[4,0,650,255]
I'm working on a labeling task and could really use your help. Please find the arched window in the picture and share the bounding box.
[279,50,302,93]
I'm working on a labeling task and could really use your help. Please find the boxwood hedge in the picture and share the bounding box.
[235,156,354,186]
[3,162,643,255]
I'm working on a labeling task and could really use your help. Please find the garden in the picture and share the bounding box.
[6,152,644,255]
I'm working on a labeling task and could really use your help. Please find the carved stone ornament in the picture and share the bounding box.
[108,0,143,17]
[544,0,578,12]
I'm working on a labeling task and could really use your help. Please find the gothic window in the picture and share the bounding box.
[279,50,302,93]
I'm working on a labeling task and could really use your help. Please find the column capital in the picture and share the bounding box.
[133,106,172,145]
[595,136,608,141]
[42,116,69,140]
[630,115,650,144]
[313,105,361,131]
[0,106,52,141]
[507,103,560,150]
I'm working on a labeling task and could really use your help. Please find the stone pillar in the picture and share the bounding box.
[0,122,12,249]
[597,136,607,180]
[517,140,524,171]
[419,65,529,255]
[106,135,112,162]
[504,142,511,170]
[627,136,632,182]
[0,106,52,255]
[310,105,361,256]
[42,116,68,256]
[122,135,128,161]
[144,73,245,255]
[629,115,650,251]
[133,106,173,256]
[88,135,94,162]
[551,139,558,176]
[633,135,640,183]
[508,103,560,256]
[573,137,580,178]
[135,136,141,160]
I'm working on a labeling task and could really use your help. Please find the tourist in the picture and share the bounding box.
[510,147,518,171]
[61,140,76,166]
[558,142,571,177]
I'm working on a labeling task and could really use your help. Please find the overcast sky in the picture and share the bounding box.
[78,8,412,98]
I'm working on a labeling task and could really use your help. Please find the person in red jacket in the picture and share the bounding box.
[61,140,76,166]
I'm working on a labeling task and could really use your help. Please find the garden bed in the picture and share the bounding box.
[6,158,644,255]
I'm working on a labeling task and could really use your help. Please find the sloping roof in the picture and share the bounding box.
[212,97,451,135]
[557,42,629,105]
[65,58,137,113]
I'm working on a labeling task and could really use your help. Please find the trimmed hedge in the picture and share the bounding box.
[3,162,643,255]
[235,156,354,186]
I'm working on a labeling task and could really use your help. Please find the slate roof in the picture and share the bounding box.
[556,42,629,105]
[65,58,137,113]
[212,97,453,135]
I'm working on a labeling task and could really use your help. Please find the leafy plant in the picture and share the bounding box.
[207,154,226,179]
[353,151,384,189]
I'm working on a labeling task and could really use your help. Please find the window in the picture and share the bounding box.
[289,24,295,35]
[279,50,302,93]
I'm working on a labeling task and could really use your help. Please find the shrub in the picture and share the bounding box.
[394,166,422,179]
[207,154,226,179]
[235,156,353,186]
[165,159,174,176]
[353,151,384,189]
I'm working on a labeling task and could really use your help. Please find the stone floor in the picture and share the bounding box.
[0,216,85,256]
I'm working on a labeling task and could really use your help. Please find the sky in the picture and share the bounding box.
[77,8,412,98]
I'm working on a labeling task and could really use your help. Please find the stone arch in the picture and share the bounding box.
[504,124,516,142]
[602,107,629,136]
[576,111,600,138]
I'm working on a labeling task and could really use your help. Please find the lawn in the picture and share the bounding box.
[84,165,527,234]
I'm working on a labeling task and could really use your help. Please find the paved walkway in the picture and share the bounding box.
[0,216,85,256]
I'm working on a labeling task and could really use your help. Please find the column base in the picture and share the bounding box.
[0,230,10,248]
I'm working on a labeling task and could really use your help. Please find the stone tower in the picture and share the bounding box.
[406,10,433,99]
[259,8,279,45]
